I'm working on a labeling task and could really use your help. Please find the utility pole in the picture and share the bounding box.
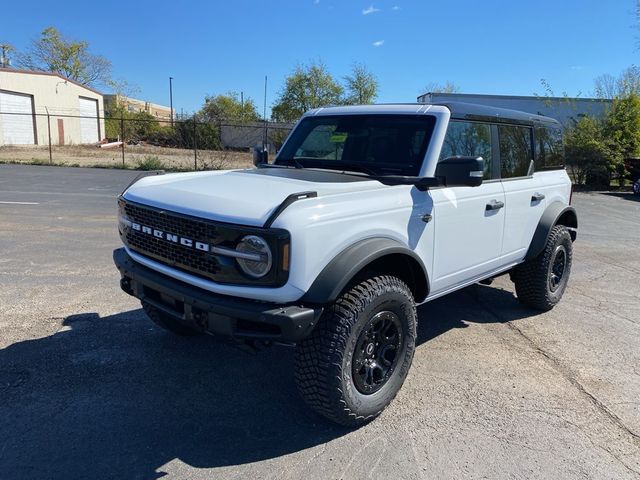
[263,76,268,152]
[240,91,244,122]
[169,76,174,126]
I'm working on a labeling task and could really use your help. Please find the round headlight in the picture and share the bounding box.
[235,235,272,278]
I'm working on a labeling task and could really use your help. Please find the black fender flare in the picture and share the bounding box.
[525,202,578,260]
[300,237,430,304]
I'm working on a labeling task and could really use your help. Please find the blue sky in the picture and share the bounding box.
[1,0,637,117]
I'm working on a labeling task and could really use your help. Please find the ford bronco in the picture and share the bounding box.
[114,103,577,426]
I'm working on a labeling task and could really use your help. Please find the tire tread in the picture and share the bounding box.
[294,275,416,427]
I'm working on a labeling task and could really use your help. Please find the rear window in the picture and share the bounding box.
[535,125,564,169]
[276,114,436,176]
[498,125,533,178]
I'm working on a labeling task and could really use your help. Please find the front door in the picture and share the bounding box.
[430,183,505,294]
[428,120,505,296]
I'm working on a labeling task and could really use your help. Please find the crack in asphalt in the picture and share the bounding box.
[474,294,640,476]
[571,288,640,327]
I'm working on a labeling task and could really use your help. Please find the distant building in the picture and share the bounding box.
[104,94,172,121]
[0,68,104,146]
[417,92,612,126]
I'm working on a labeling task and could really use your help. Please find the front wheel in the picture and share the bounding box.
[633,181,640,196]
[511,225,573,311]
[294,275,417,427]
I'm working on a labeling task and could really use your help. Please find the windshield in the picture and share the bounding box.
[275,114,436,176]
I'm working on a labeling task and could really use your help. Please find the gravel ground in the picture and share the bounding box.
[0,164,639,480]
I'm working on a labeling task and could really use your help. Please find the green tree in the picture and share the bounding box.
[603,93,640,184]
[343,63,379,104]
[17,27,111,87]
[564,115,611,186]
[200,91,260,123]
[272,61,344,122]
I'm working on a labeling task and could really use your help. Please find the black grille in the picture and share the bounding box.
[122,201,223,278]
[118,199,290,287]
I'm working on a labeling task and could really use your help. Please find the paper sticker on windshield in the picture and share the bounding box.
[330,132,348,143]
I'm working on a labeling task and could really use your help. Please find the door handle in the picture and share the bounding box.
[531,192,545,202]
[486,200,504,211]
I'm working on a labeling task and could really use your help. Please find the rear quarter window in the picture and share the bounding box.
[535,125,564,169]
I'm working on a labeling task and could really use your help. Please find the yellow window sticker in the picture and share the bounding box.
[330,132,348,143]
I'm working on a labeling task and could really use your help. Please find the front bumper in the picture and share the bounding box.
[113,248,322,342]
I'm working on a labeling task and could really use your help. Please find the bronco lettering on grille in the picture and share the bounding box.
[130,221,211,252]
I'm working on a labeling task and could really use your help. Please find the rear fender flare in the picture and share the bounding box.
[525,202,577,260]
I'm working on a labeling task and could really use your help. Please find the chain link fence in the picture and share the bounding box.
[0,111,294,171]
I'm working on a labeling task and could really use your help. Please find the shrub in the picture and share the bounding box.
[145,126,181,147]
[136,155,165,171]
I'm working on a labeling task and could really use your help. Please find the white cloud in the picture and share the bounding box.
[372,40,384,47]
[392,5,400,10]
[362,5,381,15]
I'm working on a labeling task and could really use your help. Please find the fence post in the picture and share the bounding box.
[45,108,52,164]
[193,118,197,170]
[120,117,125,168]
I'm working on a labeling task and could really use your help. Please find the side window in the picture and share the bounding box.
[498,125,533,178]
[535,126,564,169]
[439,121,493,179]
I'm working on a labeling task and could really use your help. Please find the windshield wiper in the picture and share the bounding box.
[332,162,377,176]
[274,158,305,169]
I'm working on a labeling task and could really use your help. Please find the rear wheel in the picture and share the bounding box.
[294,275,416,427]
[633,180,640,196]
[142,301,202,336]
[511,225,573,311]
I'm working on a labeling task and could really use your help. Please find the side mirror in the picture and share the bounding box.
[435,156,484,187]
[253,146,268,166]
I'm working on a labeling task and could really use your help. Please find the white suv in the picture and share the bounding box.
[114,103,577,426]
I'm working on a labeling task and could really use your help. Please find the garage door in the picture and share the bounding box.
[79,97,99,144]
[0,91,35,145]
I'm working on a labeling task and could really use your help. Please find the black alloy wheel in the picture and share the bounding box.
[352,311,403,395]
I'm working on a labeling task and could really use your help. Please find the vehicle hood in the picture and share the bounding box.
[122,167,382,227]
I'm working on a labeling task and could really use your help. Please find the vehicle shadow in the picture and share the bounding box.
[0,284,536,479]
[600,191,640,202]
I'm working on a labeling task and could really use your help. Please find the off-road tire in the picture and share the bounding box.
[142,301,202,336]
[511,225,573,311]
[294,275,417,427]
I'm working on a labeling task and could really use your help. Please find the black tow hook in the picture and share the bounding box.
[120,277,134,296]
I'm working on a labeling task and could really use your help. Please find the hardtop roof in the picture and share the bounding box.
[306,102,561,127]
[438,101,561,126]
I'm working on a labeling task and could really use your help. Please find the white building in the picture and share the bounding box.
[0,68,105,146]
[417,92,612,126]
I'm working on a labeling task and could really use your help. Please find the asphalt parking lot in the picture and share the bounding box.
[1,163,639,480]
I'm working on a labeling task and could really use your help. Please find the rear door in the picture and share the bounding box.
[0,90,36,145]
[497,124,547,263]
[429,121,506,295]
